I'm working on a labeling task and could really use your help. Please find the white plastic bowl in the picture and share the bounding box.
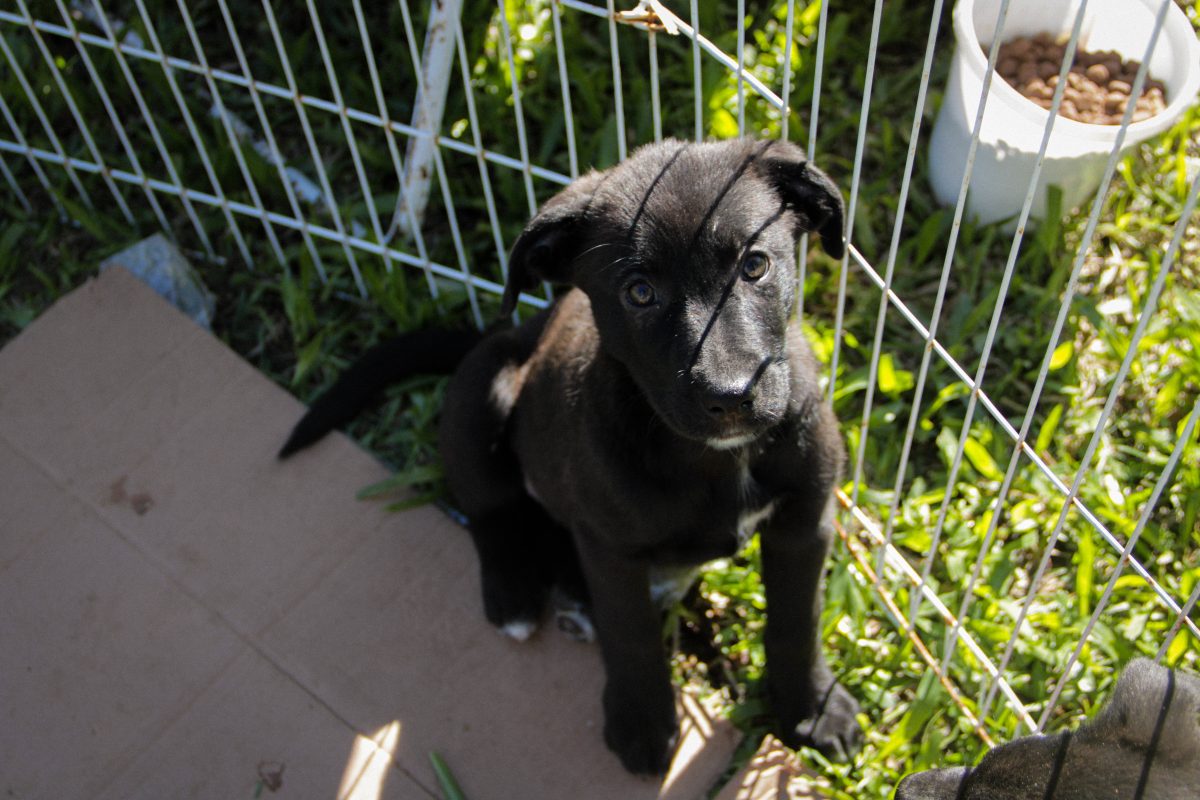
[928,0,1200,227]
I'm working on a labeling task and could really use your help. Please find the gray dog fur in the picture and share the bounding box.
[895,659,1200,800]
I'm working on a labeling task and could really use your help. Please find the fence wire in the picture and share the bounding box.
[2,0,1197,756]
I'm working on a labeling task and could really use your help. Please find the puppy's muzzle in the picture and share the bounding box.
[689,357,787,446]
[701,380,756,418]
[698,353,782,416]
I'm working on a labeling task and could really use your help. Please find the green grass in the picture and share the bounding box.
[1,1,1197,797]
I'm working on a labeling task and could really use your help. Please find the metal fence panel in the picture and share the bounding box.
[2,0,1197,771]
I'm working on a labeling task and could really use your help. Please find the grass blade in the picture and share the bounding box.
[429,752,468,800]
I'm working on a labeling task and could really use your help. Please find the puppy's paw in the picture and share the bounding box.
[499,618,539,642]
[480,566,546,640]
[779,678,863,761]
[604,714,678,776]
[603,687,678,775]
[554,606,595,642]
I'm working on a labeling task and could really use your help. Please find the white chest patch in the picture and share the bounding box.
[646,497,775,611]
[649,565,701,609]
[737,500,778,545]
[734,453,776,544]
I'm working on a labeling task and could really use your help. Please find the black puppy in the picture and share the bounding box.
[895,659,1200,799]
[281,137,862,774]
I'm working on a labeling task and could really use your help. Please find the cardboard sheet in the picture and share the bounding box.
[0,268,740,799]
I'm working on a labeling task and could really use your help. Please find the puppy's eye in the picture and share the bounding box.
[741,253,770,281]
[625,280,656,307]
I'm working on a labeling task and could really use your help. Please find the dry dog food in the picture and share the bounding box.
[987,33,1167,125]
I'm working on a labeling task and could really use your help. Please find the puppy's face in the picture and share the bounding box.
[502,139,845,445]
[577,145,802,446]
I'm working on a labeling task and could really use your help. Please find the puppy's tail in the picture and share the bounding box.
[278,328,482,459]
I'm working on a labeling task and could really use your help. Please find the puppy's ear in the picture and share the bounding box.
[757,141,846,259]
[501,171,605,316]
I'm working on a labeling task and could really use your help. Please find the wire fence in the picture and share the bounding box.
[2,0,1198,773]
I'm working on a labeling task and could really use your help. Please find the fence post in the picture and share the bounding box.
[397,0,464,238]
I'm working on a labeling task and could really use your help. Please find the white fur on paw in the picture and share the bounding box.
[500,619,538,642]
[555,608,595,643]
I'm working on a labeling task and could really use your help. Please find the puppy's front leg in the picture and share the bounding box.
[760,498,862,759]
[574,530,678,775]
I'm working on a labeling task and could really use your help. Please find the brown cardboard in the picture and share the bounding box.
[0,267,739,799]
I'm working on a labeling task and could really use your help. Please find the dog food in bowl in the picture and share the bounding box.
[986,33,1167,125]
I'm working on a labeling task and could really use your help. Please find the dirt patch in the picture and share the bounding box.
[255,761,285,794]
[108,475,155,516]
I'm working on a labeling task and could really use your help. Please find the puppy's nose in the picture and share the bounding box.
[702,384,755,417]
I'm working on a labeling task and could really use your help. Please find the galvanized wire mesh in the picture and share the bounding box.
[2,0,1197,762]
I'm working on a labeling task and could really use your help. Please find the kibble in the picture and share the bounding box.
[1084,63,1109,83]
[986,34,1167,125]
